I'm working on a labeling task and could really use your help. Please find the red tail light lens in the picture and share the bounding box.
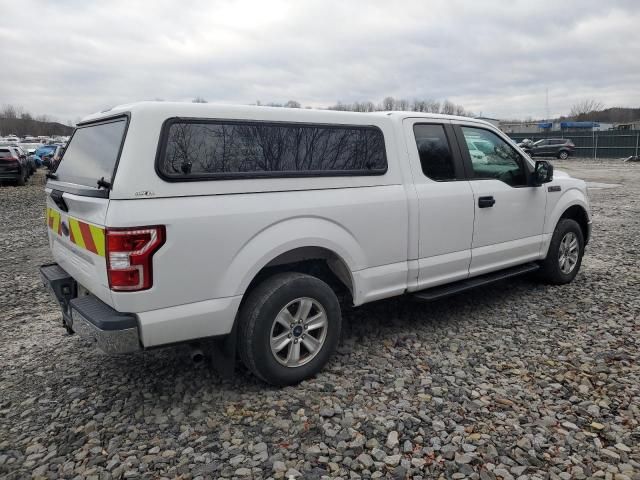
[106,226,165,291]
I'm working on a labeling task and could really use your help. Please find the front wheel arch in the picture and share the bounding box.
[559,205,590,245]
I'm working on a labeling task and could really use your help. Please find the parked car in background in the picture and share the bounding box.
[49,145,65,170]
[0,147,29,185]
[37,145,59,168]
[521,139,575,159]
[465,139,488,164]
[11,146,36,176]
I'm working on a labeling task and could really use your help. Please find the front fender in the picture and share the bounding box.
[541,185,590,257]
[544,186,590,235]
[226,216,365,298]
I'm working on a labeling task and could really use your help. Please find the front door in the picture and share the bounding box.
[403,119,475,290]
[454,124,547,276]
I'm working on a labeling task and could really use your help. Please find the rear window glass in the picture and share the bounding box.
[0,149,12,158]
[54,118,127,187]
[157,120,387,179]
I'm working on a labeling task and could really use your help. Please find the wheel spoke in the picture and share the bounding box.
[271,332,291,353]
[304,312,326,331]
[301,334,321,353]
[275,310,294,329]
[286,341,301,366]
[295,299,313,322]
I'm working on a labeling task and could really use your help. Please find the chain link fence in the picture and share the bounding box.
[506,130,640,159]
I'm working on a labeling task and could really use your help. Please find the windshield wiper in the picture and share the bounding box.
[45,172,58,180]
[97,177,112,190]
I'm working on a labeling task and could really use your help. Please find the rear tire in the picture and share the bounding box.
[558,150,569,160]
[238,272,341,386]
[539,218,584,284]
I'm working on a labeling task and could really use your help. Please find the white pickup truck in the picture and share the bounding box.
[40,102,591,385]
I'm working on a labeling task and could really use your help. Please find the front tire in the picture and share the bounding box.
[238,272,341,386]
[539,219,584,284]
[558,150,569,160]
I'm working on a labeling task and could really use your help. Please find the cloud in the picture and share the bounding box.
[0,0,638,121]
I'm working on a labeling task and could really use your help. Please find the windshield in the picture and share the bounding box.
[54,117,127,187]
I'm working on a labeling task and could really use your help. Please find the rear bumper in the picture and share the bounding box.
[39,263,141,354]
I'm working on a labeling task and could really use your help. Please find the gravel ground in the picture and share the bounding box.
[1,160,639,480]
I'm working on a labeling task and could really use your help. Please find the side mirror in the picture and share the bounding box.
[534,160,554,186]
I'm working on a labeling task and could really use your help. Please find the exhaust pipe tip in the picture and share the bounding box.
[190,346,205,365]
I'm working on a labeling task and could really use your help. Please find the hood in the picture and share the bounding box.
[554,169,570,179]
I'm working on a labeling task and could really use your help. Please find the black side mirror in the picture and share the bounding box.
[533,160,554,186]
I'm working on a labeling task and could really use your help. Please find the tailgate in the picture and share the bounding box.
[45,190,113,307]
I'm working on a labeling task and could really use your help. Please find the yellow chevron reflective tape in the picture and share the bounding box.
[51,209,60,234]
[89,224,106,257]
[69,218,86,249]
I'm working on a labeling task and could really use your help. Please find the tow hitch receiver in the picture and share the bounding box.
[40,263,77,330]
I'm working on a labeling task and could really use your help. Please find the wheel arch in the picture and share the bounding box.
[244,246,355,304]
[542,188,591,257]
[226,216,365,306]
[559,204,590,245]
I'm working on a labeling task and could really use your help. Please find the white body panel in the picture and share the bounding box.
[468,179,547,275]
[45,102,591,348]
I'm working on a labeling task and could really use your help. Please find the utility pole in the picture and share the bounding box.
[545,87,550,122]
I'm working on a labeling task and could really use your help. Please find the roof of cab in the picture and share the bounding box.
[79,101,492,128]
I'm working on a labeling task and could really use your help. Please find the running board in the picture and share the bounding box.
[412,262,540,302]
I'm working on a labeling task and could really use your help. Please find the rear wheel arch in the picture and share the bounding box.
[242,246,354,307]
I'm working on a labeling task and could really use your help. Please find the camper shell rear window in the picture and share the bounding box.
[54,115,128,188]
[156,118,387,181]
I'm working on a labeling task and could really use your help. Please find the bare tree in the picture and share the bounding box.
[192,96,208,103]
[441,100,455,115]
[396,99,410,111]
[284,100,301,108]
[569,99,604,120]
[2,105,18,119]
[381,97,395,110]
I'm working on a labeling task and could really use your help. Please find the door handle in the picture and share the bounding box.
[478,196,495,208]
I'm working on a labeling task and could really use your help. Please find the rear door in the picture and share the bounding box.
[403,119,474,289]
[45,115,129,307]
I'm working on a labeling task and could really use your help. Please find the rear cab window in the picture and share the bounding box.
[54,116,128,189]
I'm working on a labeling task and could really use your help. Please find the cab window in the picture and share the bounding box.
[413,124,456,181]
[460,126,528,187]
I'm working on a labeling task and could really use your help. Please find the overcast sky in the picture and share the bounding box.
[1,0,639,122]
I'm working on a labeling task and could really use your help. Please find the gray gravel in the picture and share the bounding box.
[1,160,639,480]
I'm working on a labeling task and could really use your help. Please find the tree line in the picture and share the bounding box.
[249,97,475,117]
[0,105,73,137]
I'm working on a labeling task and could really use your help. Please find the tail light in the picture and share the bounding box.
[106,226,165,291]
